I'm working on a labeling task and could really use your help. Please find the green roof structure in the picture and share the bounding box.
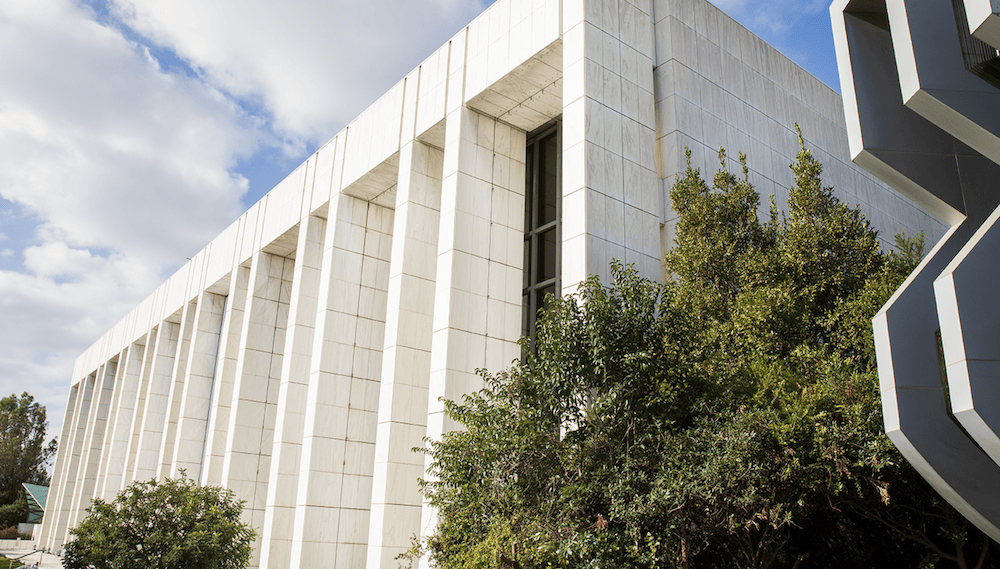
[22,483,47,524]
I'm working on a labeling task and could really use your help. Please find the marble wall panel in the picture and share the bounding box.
[651,0,946,256]
[221,251,294,568]
[259,214,326,569]
[48,375,94,550]
[367,140,444,568]
[66,363,116,530]
[419,106,525,568]
[96,342,144,500]
[131,321,179,482]
[157,301,198,480]
[290,194,393,569]
[169,292,227,480]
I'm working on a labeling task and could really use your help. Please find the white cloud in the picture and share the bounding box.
[0,253,162,439]
[23,242,104,279]
[0,0,268,436]
[0,1,260,263]
[0,0,490,441]
[108,0,489,144]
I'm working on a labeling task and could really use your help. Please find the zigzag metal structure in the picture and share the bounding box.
[832,0,1000,542]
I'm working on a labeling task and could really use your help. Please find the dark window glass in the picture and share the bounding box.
[537,228,557,282]
[522,293,529,339]
[522,120,561,353]
[523,240,530,289]
[952,0,1000,90]
[537,284,555,312]
[525,147,534,230]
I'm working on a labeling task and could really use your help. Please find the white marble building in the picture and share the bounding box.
[39,0,945,567]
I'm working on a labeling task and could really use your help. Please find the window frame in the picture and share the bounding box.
[522,119,562,350]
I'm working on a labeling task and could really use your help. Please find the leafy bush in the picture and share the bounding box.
[0,496,26,529]
[63,476,255,569]
[0,526,30,540]
[415,136,993,568]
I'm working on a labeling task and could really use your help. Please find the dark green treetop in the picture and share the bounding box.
[0,392,57,507]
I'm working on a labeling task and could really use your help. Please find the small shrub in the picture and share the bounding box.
[0,526,20,539]
[0,526,30,540]
[0,497,27,529]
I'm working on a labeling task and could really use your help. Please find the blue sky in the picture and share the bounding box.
[0,0,841,445]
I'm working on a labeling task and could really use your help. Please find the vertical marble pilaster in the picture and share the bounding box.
[420,107,526,561]
[50,374,94,549]
[221,250,294,568]
[259,214,326,569]
[122,331,158,487]
[38,383,79,551]
[563,0,660,292]
[158,300,198,479]
[132,321,180,482]
[367,140,445,569]
[202,267,250,486]
[97,341,145,499]
[93,350,129,499]
[290,194,393,569]
[67,361,117,529]
[170,291,227,479]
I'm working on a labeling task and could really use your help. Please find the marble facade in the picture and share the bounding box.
[40,0,945,567]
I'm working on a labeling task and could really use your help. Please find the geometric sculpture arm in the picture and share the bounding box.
[875,221,1000,542]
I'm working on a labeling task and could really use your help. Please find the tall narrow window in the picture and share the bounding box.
[522,120,561,350]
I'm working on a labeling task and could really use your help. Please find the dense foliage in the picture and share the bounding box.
[0,391,56,533]
[414,137,994,568]
[0,392,56,508]
[0,494,27,530]
[63,476,256,569]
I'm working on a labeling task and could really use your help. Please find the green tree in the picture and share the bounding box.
[0,392,57,507]
[63,476,256,569]
[414,136,993,568]
[0,494,27,529]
